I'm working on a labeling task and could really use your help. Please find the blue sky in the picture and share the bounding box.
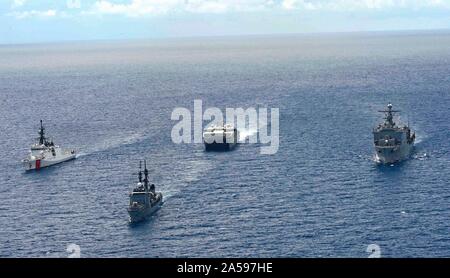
[1,0,450,44]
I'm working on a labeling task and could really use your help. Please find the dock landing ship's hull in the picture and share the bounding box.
[375,142,414,164]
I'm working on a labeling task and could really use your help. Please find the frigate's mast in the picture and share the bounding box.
[138,161,143,183]
[143,160,149,192]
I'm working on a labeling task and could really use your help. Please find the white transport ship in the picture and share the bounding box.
[22,120,76,171]
[373,103,415,164]
[203,124,239,151]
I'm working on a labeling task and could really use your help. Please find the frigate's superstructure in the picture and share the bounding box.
[128,161,163,223]
[22,120,76,171]
[373,103,415,164]
[203,124,239,151]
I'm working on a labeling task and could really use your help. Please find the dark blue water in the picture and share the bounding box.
[0,32,449,258]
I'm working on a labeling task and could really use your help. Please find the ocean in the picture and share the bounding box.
[0,31,449,257]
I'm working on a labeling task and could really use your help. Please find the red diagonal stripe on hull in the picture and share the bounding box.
[36,159,41,170]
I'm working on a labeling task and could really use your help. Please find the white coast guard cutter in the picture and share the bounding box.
[22,120,76,171]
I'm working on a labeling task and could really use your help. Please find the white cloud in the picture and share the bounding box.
[9,0,450,19]
[90,0,183,16]
[185,0,229,13]
[11,9,57,19]
[87,0,450,17]
[67,0,82,9]
[185,0,273,13]
[280,0,450,11]
[89,0,277,16]
[11,0,26,8]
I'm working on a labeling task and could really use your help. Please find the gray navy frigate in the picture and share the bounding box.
[127,160,163,223]
[373,103,415,164]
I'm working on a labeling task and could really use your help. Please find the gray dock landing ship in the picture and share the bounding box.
[127,160,163,223]
[373,103,415,164]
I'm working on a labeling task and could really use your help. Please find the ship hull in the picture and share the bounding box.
[128,198,163,223]
[375,142,414,164]
[204,141,237,151]
[22,152,76,171]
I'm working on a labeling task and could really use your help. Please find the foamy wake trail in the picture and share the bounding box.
[239,128,257,142]
[413,152,428,161]
[238,122,266,142]
[372,154,382,164]
[76,132,146,158]
[162,158,215,202]
[415,133,425,144]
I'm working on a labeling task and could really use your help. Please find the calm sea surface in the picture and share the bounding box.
[0,32,449,257]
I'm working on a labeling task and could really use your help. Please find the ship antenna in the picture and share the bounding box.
[144,160,149,188]
[138,161,142,183]
[38,120,45,145]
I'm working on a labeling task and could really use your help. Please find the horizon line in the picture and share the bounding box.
[1,28,450,47]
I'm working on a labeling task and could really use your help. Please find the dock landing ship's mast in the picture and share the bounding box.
[378,103,401,128]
